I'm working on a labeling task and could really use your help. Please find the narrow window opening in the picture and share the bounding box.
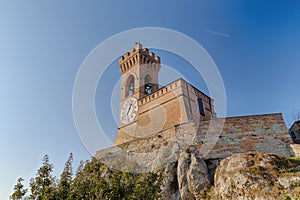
[126,75,135,97]
[197,98,205,116]
[144,74,152,94]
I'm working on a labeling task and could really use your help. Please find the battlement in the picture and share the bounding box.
[138,78,213,110]
[119,42,161,74]
[138,78,183,106]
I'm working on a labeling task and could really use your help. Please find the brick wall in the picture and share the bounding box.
[107,113,293,162]
[114,78,215,145]
[196,113,294,159]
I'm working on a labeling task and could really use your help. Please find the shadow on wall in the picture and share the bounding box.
[289,121,300,144]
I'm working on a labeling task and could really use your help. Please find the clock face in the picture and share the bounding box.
[120,97,138,125]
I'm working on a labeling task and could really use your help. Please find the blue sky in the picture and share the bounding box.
[1,1,300,199]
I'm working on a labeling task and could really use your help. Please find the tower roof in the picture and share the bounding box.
[119,43,161,74]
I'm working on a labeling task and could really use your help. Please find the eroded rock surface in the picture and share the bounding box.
[212,152,300,200]
[177,148,211,200]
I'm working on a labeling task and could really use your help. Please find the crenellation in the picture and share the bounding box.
[143,48,149,53]
[120,45,160,64]
[154,56,160,62]
[149,52,155,57]
[138,78,181,105]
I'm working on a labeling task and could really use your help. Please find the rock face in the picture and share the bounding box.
[290,143,300,157]
[177,148,211,200]
[97,147,300,199]
[160,151,300,199]
[96,118,297,199]
[212,152,300,199]
[159,148,212,200]
[161,161,179,200]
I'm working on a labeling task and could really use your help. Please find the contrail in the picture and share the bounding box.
[201,28,231,38]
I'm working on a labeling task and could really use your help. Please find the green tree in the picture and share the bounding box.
[75,160,84,177]
[29,154,57,200]
[132,172,162,200]
[57,153,73,199]
[70,157,162,199]
[10,177,27,200]
[70,158,108,200]
[14,154,162,199]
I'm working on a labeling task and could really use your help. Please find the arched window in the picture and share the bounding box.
[126,75,135,97]
[144,74,152,94]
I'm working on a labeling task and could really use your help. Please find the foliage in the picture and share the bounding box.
[199,186,214,200]
[279,190,293,200]
[70,157,162,200]
[12,154,162,199]
[10,177,27,200]
[58,153,73,200]
[29,155,57,200]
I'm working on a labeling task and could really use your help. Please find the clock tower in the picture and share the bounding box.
[119,42,160,101]
[117,43,160,137]
[115,43,216,145]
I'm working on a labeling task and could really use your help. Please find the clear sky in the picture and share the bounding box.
[1,1,300,199]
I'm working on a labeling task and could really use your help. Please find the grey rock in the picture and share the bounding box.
[178,148,211,200]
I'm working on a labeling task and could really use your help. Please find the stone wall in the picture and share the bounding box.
[99,113,294,173]
[289,120,300,144]
[196,113,294,159]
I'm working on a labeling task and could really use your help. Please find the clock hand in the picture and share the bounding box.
[127,104,132,115]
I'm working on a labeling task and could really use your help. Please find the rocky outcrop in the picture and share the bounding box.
[177,148,211,200]
[97,114,294,175]
[290,144,300,157]
[161,161,179,200]
[212,152,300,199]
[159,148,212,200]
[98,144,300,199]
[160,151,300,199]
[96,111,298,198]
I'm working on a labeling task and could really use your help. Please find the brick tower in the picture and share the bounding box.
[115,43,215,145]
